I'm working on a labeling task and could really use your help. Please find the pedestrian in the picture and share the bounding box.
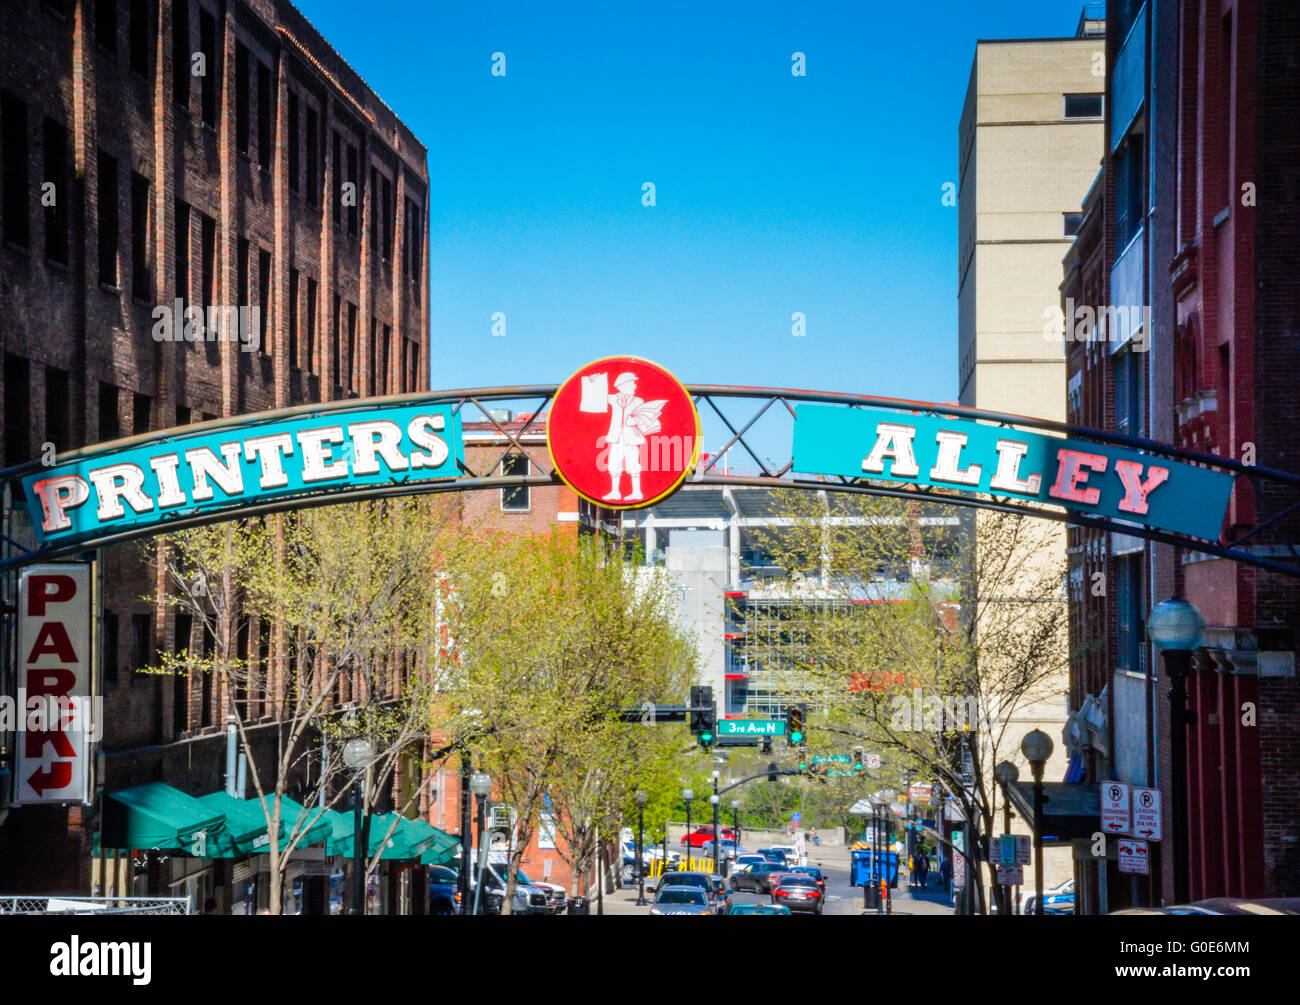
[811,827,819,847]
[916,853,929,889]
[202,897,219,915]
[939,855,952,892]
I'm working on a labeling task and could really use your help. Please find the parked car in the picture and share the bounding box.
[1021,877,1074,915]
[651,870,720,910]
[701,839,747,861]
[516,867,566,915]
[473,863,548,915]
[651,885,713,916]
[709,875,731,915]
[771,872,823,914]
[622,840,654,880]
[681,826,737,848]
[788,865,825,893]
[729,903,791,915]
[729,860,786,895]
[1111,898,1300,916]
[427,865,461,915]
[759,848,790,867]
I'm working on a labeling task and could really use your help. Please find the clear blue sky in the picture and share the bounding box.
[301,0,1090,405]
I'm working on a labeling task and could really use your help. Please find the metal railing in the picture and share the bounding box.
[0,895,191,915]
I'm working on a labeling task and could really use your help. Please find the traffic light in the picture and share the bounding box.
[760,735,773,755]
[785,704,806,746]
[853,746,864,772]
[690,685,715,749]
[797,745,809,772]
[767,761,779,782]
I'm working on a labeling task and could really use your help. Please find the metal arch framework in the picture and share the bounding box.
[3,383,1300,577]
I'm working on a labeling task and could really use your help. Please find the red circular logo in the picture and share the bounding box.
[547,356,701,510]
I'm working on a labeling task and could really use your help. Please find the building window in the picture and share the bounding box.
[1115,139,1144,251]
[97,151,118,286]
[131,613,153,675]
[103,611,119,687]
[405,198,422,283]
[346,302,358,392]
[1063,93,1103,119]
[331,293,341,389]
[174,198,189,304]
[173,612,192,733]
[45,366,69,452]
[288,268,299,367]
[2,92,30,248]
[133,391,151,434]
[1114,348,1143,437]
[257,248,271,353]
[236,236,248,313]
[306,277,318,374]
[43,118,70,264]
[368,318,377,392]
[129,0,151,77]
[305,107,318,205]
[131,172,150,298]
[381,173,393,264]
[4,354,29,466]
[176,404,191,425]
[1063,212,1083,238]
[1115,555,1144,676]
[332,132,342,230]
[199,211,215,312]
[172,0,190,110]
[95,0,117,52]
[346,143,359,236]
[98,383,120,442]
[380,323,391,392]
[235,43,250,154]
[501,454,530,511]
[256,60,271,169]
[287,92,299,193]
[199,9,217,127]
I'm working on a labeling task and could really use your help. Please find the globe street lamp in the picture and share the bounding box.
[469,770,492,914]
[1020,730,1053,916]
[342,738,374,915]
[635,789,649,906]
[1149,596,1204,905]
[682,788,694,868]
[994,760,1019,916]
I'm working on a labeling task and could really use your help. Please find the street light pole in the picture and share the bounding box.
[1020,730,1053,917]
[994,761,1019,917]
[341,738,374,916]
[731,799,740,851]
[635,789,648,906]
[1148,597,1204,906]
[468,770,492,915]
[710,790,721,877]
[682,788,694,869]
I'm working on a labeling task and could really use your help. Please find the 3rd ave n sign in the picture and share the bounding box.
[4,360,1300,576]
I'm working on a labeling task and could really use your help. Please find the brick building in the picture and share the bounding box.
[0,0,430,908]
[1062,0,1300,910]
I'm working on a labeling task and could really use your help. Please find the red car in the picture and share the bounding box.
[681,826,737,848]
[771,873,823,915]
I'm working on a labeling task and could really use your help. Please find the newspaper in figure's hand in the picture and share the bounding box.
[580,372,610,413]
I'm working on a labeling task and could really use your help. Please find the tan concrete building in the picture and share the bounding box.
[956,10,1106,900]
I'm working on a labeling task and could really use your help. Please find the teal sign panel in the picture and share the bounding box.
[792,405,1234,542]
[717,718,784,737]
[23,402,464,546]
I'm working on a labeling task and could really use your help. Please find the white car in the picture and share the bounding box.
[1020,877,1074,914]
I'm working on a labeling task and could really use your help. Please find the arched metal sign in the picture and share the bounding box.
[3,364,1299,577]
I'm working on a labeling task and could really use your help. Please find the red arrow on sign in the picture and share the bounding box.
[26,761,74,795]
[1138,828,1154,837]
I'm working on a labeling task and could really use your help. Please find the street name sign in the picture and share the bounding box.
[792,404,1235,542]
[717,719,784,737]
[812,754,850,764]
[1101,780,1131,834]
[1118,839,1150,875]
[1132,786,1162,841]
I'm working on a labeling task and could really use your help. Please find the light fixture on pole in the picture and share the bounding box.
[710,792,721,877]
[1148,596,1204,905]
[1020,730,1053,917]
[993,760,1019,916]
[635,789,649,906]
[731,798,741,850]
[682,788,694,867]
[469,769,492,914]
[342,737,374,916]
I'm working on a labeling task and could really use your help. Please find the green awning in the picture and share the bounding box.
[196,791,281,858]
[324,812,458,861]
[265,795,335,850]
[419,828,462,869]
[102,782,226,853]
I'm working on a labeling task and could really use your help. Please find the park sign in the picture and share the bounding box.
[23,402,464,547]
[792,405,1235,542]
[718,718,784,738]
